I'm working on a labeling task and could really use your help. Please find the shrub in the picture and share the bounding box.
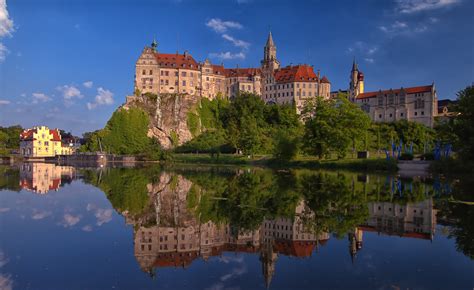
[399,153,414,160]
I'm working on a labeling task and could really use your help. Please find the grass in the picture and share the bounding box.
[170,153,398,172]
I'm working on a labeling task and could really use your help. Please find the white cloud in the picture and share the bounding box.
[379,19,434,35]
[95,208,113,226]
[32,93,52,104]
[206,18,242,33]
[83,81,93,88]
[0,274,13,290]
[222,34,250,49]
[209,51,246,60]
[379,21,409,34]
[396,0,460,13]
[81,225,93,232]
[0,0,14,37]
[32,210,52,220]
[57,85,83,100]
[0,42,7,62]
[0,99,10,105]
[364,58,375,63]
[61,213,81,228]
[87,87,114,110]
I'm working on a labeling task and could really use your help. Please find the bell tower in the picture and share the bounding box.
[261,31,280,71]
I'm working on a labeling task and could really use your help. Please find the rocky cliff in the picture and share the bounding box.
[123,93,200,149]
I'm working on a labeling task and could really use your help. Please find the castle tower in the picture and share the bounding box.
[261,31,280,72]
[349,59,364,102]
[260,240,278,289]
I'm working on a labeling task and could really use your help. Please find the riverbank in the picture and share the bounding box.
[171,153,398,172]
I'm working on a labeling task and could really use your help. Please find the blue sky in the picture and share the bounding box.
[0,0,473,135]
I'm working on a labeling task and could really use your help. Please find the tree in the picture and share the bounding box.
[303,96,371,159]
[453,86,474,161]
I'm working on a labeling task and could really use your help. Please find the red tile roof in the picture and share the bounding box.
[211,64,226,76]
[20,129,36,141]
[273,240,319,257]
[274,65,319,83]
[356,85,433,100]
[320,76,330,83]
[225,67,261,78]
[155,53,199,71]
[50,129,61,141]
[20,128,62,142]
[358,225,431,240]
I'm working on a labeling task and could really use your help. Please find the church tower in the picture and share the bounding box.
[349,59,364,102]
[261,32,280,72]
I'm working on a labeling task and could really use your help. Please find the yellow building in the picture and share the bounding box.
[20,126,74,158]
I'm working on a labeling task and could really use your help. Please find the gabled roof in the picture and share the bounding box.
[320,76,330,83]
[356,85,433,100]
[211,64,226,76]
[155,53,199,71]
[274,65,319,83]
[20,129,36,141]
[225,67,261,78]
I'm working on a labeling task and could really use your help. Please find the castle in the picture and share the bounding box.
[347,59,438,127]
[134,32,331,113]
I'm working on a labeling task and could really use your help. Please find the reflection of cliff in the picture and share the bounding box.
[129,172,329,285]
[19,163,76,194]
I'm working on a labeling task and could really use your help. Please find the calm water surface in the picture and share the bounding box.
[0,163,473,290]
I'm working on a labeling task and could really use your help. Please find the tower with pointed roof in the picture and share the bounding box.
[261,32,280,72]
[349,58,364,101]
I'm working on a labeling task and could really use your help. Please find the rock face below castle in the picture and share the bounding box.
[123,93,199,149]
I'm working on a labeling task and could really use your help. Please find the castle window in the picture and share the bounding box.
[378,97,383,106]
[415,112,418,116]
[142,70,146,75]
[303,83,306,88]
[175,72,178,77]
[149,70,153,75]
[182,80,186,86]
[399,95,405,103]
[401,112,404,117]
[389,113,393,117]
[160,71,164,76]
[379,114,382,119]
[388,95,394,105]
[421,111,424,115]
[181,72,186,77]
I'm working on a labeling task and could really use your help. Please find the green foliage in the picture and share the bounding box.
[453,86,474,161]
[186,112,200,137]
[368,120,435,153]
[399,153,414,160]
[180,92,302,156]
[82,167,152,216]
[82,108,151,155]
[273,130,300,161]
[0,125,23,151]
[170,130,179,147]
[144,92,158,102]
[303,96,371,159]
[176,129,230,154]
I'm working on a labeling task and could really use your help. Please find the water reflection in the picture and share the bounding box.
[0,163,472,289]
[19,163,76,194]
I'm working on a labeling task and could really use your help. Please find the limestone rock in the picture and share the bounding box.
[123,93,199,149]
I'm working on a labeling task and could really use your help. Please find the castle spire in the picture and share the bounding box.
[266,31,275,47]
[352,57,358,71]
[151,37,158,50]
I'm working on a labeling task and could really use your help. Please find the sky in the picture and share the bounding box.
[0,0,473,135]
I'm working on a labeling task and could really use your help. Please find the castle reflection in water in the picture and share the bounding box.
[13,164,438,287]
[126,173,436,287]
